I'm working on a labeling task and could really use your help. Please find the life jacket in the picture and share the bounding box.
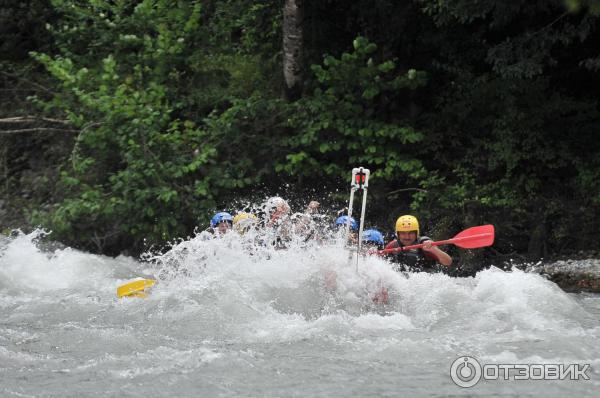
[385,236,440,273]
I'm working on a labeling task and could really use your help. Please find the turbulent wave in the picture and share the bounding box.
[1,229,599,397]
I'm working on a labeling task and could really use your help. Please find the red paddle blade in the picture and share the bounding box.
[451,224,495,249]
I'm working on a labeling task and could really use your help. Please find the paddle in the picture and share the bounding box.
[376,224,495,255]
[117,278,156,298]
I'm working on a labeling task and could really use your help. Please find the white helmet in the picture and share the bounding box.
[263,197,290,216]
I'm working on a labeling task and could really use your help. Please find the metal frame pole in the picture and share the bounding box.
[346,167,370,270]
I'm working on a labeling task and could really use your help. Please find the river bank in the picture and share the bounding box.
[527,258,600,293]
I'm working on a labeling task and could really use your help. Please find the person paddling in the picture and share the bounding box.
[334,215,358,244]
[210,212,233,235]
[385,215,452,272]
[362,228,385,251]
[261,197,293,249]
[233,211,258,235]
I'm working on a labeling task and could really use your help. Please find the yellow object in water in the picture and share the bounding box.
[117,278,156,298]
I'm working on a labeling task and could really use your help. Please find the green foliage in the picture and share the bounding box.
[278,37,428,183]
[31,1,226,253]
[3,0,599,260]
[565,0,600,15]
[414,0,600,256]
[0,0,55,60]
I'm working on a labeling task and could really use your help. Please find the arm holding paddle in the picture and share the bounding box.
[421,239,452,266]
[376,224,495,259]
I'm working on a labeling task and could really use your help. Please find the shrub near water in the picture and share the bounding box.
[30,1,229,253]
[32,1,429,255]
[23,0,600,259]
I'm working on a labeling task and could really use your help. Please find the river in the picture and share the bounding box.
[1,230,599,397]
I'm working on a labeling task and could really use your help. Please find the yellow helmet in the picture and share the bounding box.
[395,215,419,236]
[233,212,256,224]
[233,212,257,234]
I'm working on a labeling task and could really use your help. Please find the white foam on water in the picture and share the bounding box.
[106,346,222,378]
[1,228,599,396]
[0,230,137,294]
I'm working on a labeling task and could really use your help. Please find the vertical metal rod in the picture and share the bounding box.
[346,187,356,238]
[345,167,370,270]
[356,169,370,271]
[346,168,359,264]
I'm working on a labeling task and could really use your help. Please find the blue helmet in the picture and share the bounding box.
[210,212,233,228]
[335,215,358,231]
[363,229,384,245]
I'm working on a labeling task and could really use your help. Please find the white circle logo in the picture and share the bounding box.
[450,356,482,388]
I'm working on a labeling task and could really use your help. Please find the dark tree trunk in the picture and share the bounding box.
[282,0,304,101]
[527,222,547,260]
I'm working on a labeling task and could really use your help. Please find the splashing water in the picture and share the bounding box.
[1,229,599,397]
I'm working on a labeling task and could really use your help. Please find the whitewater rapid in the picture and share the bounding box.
[1,230,599,397]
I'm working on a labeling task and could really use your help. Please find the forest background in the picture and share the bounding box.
[1,0,600,269]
